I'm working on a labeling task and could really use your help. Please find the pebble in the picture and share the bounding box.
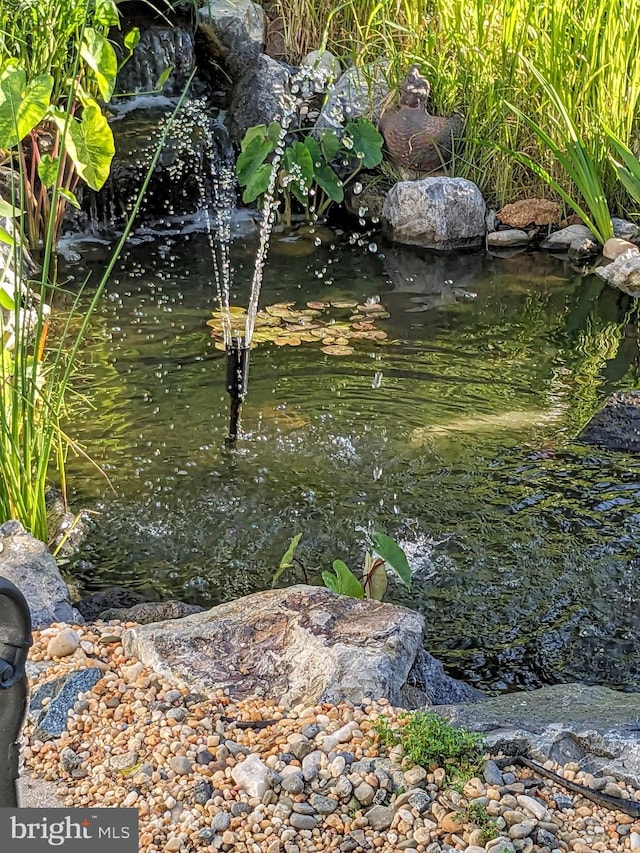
[47,628,80,658]
[21,621,636,853]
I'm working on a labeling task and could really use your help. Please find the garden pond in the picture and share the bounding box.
[58,225,640,694]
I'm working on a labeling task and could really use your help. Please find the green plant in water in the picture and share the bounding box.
[273,530,411,599]
[236,117,383,226]
[372,710,484,774]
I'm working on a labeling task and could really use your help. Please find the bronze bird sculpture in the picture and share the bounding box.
[379,66,463,172]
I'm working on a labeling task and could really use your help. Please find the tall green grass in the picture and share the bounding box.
[273,0,640,210]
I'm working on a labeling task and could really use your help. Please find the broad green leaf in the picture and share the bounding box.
[37,154,59,187]
[344,118,383,168]
[240,124,269,153]
[371,532,411,588]
[0,198,22,218]
[313,164,343,202]
[82,28,118,102]
[58,188,80,209]
[266,121,282,144]
[55,103,115,190]
[94,0,120,27]
[282,142,314,204]
[364,557,388,600]
[242,163,272,203]
[304,135,323,164]
[0,66,53,149]
[319,129,341,162]
[0,226,14,247]
[0,286,15,309]
[156,66,173,91]
[237,133,275,185]
[322,559,364,598]
[124,27,141,53]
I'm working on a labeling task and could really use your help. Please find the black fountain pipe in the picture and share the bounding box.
[0,576,32,806]
[226,336,250,442]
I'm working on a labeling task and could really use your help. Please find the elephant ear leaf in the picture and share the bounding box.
[0,66,53,149]
[371,532,411,588]
[344,118,383,168]
[322,560,364,598]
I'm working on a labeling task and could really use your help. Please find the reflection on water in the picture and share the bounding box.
[59,231,640,692]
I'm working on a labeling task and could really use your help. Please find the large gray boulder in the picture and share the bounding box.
[595,248,640,296]
[115,26,195,96]
[122,585,479,709]
[437,684,640,787]
[0,521,82,628]
[383,177,486,251]
[228,54,291,144]
[199,0,266,76]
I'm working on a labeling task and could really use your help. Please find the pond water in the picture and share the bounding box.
[59,225,640,693]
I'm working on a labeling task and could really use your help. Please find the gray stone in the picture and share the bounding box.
[122,585,446,709]
[115,26,195,96]
[315,64,388,132]
[0,521,82,628]
[595,248,640,296]
[613,217,640,242]
[579,390,640,452]
[540,224,595,251]
[76,586,150,621]
[101,600,204,624]
[169,755,192,775]
[193,780,213,804]
[407,789,432,813]
[383,178,486,251]
[211,811,231,832]
[309,793,339,814]
[487,229,531,248]
[365,805,395,831]
[405,648,482,706]
[437,684,640,786]
[281,773,304,795]
[199,0,266,76]
[228,54,291,144]
[354,782,376,805]
[289,812,317,830]
[568,235,599,260]
[29,668,102,739]
[483,759,504,787]
[59,747,81,772]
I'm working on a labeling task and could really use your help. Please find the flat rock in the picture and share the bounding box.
[497,199,561,228]
[578,390,640,451]
[487,229,531,248]
[122,585,478,708]
[29,668,103,740]
[540,224,595,251]
[99,600,204,624]
[228,54,291,144]
[0,520,82,628]
[603,237,639,260]
[383,177,486,251]
[437,684,640,786]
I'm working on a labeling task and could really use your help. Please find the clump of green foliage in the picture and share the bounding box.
[465,802,500,845]
[373,710,484,772]
[236,117,383,226]
[273,530,411,599]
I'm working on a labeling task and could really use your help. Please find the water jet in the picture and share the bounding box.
[225,336,250,442]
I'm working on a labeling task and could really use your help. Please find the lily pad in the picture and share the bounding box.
[322,345,355,355]
[307,301,328,310]
[331,299,358,309]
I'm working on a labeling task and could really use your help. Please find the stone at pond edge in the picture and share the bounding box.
[121,585,479,708]
[382,177,486,251]
[29,668,103,740]
[497,199,561,228]
[539,224,595,251]
[314,64,389,132]
[595,249,640,296]
[0,520,82,628]
[114,26,195,96]
[228,54,291,144]
[603,237,639,260]
[199,0,266,77]
[98,600,204,624]
[578,390,640,452]
[76,586,151,621]
[437,684,640,787]
[487,229,531,248]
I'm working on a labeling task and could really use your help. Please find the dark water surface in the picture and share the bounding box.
[59,228,640,692]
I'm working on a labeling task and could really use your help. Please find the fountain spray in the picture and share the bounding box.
[225,336,250,442]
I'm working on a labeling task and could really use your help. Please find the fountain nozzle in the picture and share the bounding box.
[226,336,250,442]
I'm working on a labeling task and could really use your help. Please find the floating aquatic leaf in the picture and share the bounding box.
[277,336,302,346]
[306,301,328,310]
[357,303,384,312]
[322,345,355,355]
[266,305,294,317]
[333,337,350,346]
[351,321,375,330]
[331,300,358,309]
